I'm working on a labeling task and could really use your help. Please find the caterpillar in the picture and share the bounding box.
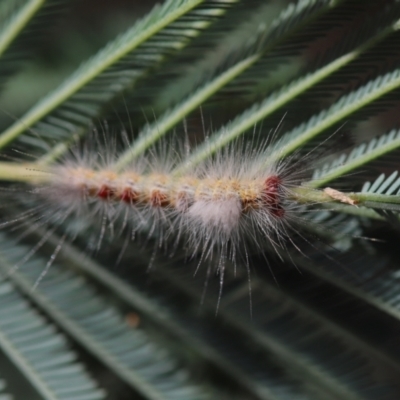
[0,127,351,303]
[32,137,302,253]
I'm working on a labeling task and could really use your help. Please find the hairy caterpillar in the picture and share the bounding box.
[0,125,352,303]
[49,140,300,253]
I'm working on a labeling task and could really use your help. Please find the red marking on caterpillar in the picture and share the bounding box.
[98,185,114,200]
[263,176,285,218]
[149,189,170,208]
[120,188,139,204]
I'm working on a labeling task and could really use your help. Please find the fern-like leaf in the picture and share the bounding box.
[0,254,106,399]
[0,236,218,400]
[0,0,64,88]
[0,0,238,150]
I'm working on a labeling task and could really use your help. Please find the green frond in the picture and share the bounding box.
[32,236,304,400]
[156,4,280,97]
[115,0,284,118]
[354,172,400,212]
[43,0,344,166]
[0,0,64,87]
[29,230,399,400]
[361,171,400,195]
[276,66,400,159]
[0,257,106,399]
[291,184,400,215]
[174,54,361,173]
[151,0,338,113]
[0,0,45,58]
[2,1,400,399]
[213,0,400,102]
[0,375,11,400]
[314,202,384,220]
[37,237,297,400]
[277,232,400,346]
[0,237,217,400]
[154,250,400,400]
[312,128,400,187]
[114,56,257,170]
[0,0,238,151]
[299,209,362,249]
[169,14,400,173]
